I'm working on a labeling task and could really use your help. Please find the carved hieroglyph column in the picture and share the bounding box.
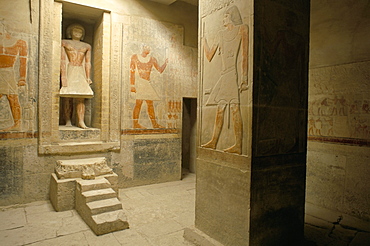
[185,0,310,245]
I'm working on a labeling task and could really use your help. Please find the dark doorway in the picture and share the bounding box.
[182,98,197,177]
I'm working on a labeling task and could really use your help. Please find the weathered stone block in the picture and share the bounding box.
[75,178,129,235]
[196,157,251,246]
[49,173,76,212]
[133,138,181,183]
[102,173,119,193]
[59,126,100,141]
[55,157,113,180]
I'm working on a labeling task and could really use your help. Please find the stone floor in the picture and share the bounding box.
[0,172,195,246]
[1,172,369,246]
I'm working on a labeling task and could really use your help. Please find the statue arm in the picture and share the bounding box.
[60,41,68,87]
[240,25,249,92]
[130,55,136,92]
[153,57,168,74]
[85,45,92,84]
[18,40,27,86]
[242,25,249,80]
[203,37,218,62]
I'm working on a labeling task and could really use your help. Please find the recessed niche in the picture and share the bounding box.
[38,1,120,154]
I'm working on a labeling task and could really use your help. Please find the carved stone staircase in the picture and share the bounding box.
[75,177,129,235]
[50,157,129,235]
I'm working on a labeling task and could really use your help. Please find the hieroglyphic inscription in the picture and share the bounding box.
[110,22,123,141]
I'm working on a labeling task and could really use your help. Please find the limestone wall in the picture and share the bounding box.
[307,0,370,222]
[0,0,198,206]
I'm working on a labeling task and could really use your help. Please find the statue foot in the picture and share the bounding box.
[152,123,165,129]
[223,144,241,155]
[65,120,72,127]
[201,140,216,149]
[133,122,146,129]
[0,122,20,132]
[78,121,89,129]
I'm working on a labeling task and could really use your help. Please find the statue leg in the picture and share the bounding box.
[201,104,226,149]
[0,94,21,131]
[224,103,242,155]
[76,98,88,129]
[133,99,145,129]
[64,98,73,127]
[147,100,164,128]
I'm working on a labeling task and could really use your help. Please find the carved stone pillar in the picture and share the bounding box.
[185,0,309,245]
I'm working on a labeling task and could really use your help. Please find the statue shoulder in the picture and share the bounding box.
[83,42,92,50]
[239,24,249,34]
[61,39,70,46]
[131,54,138,61]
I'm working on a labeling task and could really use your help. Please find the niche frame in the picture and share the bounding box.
[38,0,121,154]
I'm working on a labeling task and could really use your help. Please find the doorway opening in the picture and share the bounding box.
[181,98,197,178]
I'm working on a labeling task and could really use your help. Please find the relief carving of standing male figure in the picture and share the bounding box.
[0,30,27,131]
[130,45,168,129]
[202,5,249,155]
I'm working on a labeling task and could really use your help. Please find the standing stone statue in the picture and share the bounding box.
[60,23,93,129]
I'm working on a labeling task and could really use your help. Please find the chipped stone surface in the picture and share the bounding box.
[49,173,76,212]
[55,157,113,180]
[75,177,129,235]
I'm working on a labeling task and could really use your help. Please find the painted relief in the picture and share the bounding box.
[167,100,181,128]
[122,17,196,133]
[0,30,27,132]
[60,23,93,129]
[309,62,370,141]
[201,5,249,155]
[130,45,168,129]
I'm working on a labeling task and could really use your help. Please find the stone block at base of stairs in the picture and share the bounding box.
[92,210,129,235]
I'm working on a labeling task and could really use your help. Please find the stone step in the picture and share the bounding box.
[91,210,129,235]
[78,178,111,192]
[87,198,122,215]
[82,188,117,203]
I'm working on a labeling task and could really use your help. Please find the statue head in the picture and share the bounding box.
[225,5,243,26]
[141,44,151,56]
[66,23,85,40]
